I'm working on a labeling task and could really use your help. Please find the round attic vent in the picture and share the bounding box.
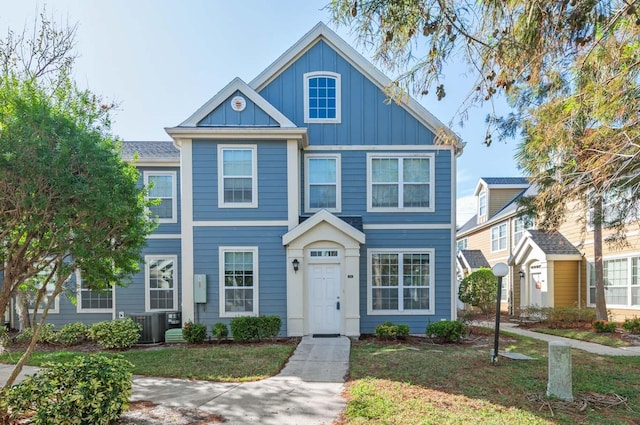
[231,96,246,112]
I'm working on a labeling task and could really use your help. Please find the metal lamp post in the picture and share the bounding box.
[492,262,509,364]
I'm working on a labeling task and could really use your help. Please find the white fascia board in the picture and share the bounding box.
[165,126,308,147]
[282,209,365,246]
[249,22,464,154]
[176,77,296,128]
[126,158,181,167]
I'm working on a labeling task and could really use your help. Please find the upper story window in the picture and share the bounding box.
[367,153,434,212]
[587,189,633,229]
[218,145,257,208]
[144,171,177,223]
[491,223,507,252]
[513,215,534,246]
[456,238,468,252]
[478,190,487,219]
[305,154,341,212]
[304,72,341,123]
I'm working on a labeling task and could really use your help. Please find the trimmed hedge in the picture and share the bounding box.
[0,354,133,425]
[230,315,282,342]
[375,321,410,340]
[426,320,467,343]
[87,318,142,349]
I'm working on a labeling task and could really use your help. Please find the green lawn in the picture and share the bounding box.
[533,328,632,348]
[0,343,296,382]
[343,335,640,424]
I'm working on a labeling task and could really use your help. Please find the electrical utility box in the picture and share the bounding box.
[194,274,207,303]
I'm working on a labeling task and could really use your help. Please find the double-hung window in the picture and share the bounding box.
[26,262,62,314]
[491,223,507,252]
[145,255,178,311]
[304,72,341,123]
[144,171,177,223]
[305,154,341,212]
[478,191,487,219]
[77,271,113,313]
[220,247,258,317]
[513,215,534,246]
[218,145,257,208]
[368,153,434,212]
[589,256,640,307]
[368,249,433,314]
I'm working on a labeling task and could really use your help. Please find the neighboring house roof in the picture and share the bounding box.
[457,214,478,234]
[509,229,583,265]
[249,22,465,155]
[481,177,529,186]
[458,249,490,270]
[120,141,180,165]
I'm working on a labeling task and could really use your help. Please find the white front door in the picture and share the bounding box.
[308,263,341,334]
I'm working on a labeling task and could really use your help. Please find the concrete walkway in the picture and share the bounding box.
[494,321,640,356]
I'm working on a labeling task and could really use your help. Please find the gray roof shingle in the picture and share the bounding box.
[527,230,581,255]
[481,177,529,185]
[458,249,490,269]
[120,141,180,161]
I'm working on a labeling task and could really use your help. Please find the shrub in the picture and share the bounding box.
[212,322,228,341]
[58,322,89,346]
[88,318,142,349]
[458,268,498,315]
[622,317,640,334]
[592,320,617,333]
[15,323,58,344]
[182,321,207,343]
[0,354,132,425]
[0,327,9,347]
[230,315,282,342]
[375,321,410,340]
[426,320,466,343]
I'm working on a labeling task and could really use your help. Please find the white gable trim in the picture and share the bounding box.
[282,209,365,246]
[249,22,463,153]
[177,77,296,128]
[509,231,583,265]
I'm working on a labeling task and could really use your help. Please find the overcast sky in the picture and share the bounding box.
[1,0,523,225]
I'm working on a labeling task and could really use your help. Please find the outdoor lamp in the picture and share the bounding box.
[492,262,509,365]
[292,259,300,273]
[519,269,525,278]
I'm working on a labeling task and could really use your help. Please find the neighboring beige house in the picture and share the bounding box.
[457,177,640,321]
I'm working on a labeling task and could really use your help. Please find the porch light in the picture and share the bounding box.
[292,259,300,273]
[519,269,525,278]
[492,262,509,365]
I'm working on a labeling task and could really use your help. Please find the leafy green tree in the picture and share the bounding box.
[458,268,498,315]
[0,13,155,388]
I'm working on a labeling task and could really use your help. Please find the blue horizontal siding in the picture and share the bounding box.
[359,228,454,334]
[198,90,279,127]
[192,226,288,336]
[192,140,289,221]
[259,40,436,147]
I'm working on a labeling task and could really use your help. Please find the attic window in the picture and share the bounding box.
[304,72,341,123]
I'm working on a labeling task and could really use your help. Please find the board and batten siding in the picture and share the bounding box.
[359,228,453,334]
[197,90,279,127]
[302,149,452,223]
[138,166,181,235]
[191,140,289,221]
[192,226,288,335]
[259,40,436,147]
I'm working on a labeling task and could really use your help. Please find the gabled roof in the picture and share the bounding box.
[474,177,529,196]
[283,209,365,246]
[176,77,296,128]
[457,249,490,270]
[509,229,582,265]
[120,141,180,165]
[249,22,464,155]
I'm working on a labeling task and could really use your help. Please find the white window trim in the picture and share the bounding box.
[478,190,487,220]
[304,153,341,213]
[491,223,508,253]
[219,246,259,318]
[367,248,435,315]
[144,255,179,312]
[303,71,341,124]
[76,270,115,313]
[456,238,468,252]
[26,261,62,315]
[366,153,435,213]
[587,253,640,309]
[143,170,178,224]
[513,215,534,247]
[217,145,258,208]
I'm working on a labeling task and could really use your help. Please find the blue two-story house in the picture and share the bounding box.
[4,23,464,336]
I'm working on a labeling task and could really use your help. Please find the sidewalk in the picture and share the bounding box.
[491,321,640,357]
[1,336,350,425]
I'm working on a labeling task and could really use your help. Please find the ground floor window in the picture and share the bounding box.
[589,255,640,308]
[219,247,258,317]
[25,262,63,314]
[501,275,509,303]
[368,249,433,314]
[77,271,113,312]
[145,255,178,311]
